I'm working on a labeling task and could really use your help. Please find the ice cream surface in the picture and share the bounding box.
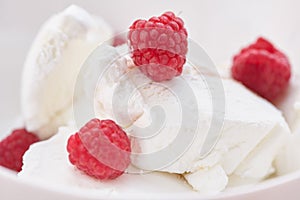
[21,5,113,139]
[273,72,300,175]
[20,126,193,195]
[15,4,300,196]
[20,42,291,193]
[276,73,300,133]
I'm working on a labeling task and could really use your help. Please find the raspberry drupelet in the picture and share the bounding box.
[232,37,291,102]
[67,119,131,180]
[128,11,188,82]
[0,129,39,172]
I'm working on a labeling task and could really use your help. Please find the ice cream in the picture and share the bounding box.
[273,72,300,175]
[12,4,300,196]
[21,5,113,139]
[19,126,194,195]
[276,73,300,133]
[213,65,300,178]
[20,43,291,194]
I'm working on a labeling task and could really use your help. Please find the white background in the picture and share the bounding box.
[0,0,300,131]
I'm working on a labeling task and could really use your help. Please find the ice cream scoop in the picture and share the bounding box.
[276,73,300,133]
[273,72,300,175]
[125,69,290,193]
[20,44,291,194]
[19,125,193,194]
[21,5,113,139]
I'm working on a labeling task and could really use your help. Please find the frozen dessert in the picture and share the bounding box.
[18,42,290,193]
[276,73,300,133]
[19,126,194,195]
[274,73,300,175]
[0,4,299,197]
[21,5,113,139]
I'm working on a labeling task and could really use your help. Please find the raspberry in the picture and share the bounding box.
[67,119,131,180]
[0,129,39,172]
[232,37,291,101]
[128,11,188,82]
[112,35,126,47]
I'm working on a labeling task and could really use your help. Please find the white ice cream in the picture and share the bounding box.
[19,126,193,195]
[124,69,289,192]
[213,64,300,178]
[274,72,300,175]
[21,5,113,139]
[276,73,300,133]
[18,5,296,193]
[20,44,291,194]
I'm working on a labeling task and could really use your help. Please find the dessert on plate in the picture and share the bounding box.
[0,4,299,196]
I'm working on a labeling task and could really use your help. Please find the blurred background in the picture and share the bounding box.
[0,0,300,132]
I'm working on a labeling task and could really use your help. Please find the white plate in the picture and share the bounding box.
[1,0,300,199]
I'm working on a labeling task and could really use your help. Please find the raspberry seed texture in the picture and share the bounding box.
[128,11,188,82]
[0,129,39,172]
[67,119,131,180]
[232,37,291,101]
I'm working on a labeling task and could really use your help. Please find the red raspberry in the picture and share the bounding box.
[67,119,131,180]
[112,35,126,47]
[232,37,291,101]
[128,11,188,82]
[0,129,39,172]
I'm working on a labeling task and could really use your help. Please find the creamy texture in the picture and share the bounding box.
[88,46,290,192]
[216,63,300,179]
[275,133,300,175]
[19,126,193,195]
[74,44,145,129]
[276,73,300,133]
[20,44,291,194]
[184,165,228,194]
[18,5,296,192]
[21,5,113,139]
[126,73,289,192]
[209,65,300,178]
[218,66,300,134]
[274,72,300,175]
